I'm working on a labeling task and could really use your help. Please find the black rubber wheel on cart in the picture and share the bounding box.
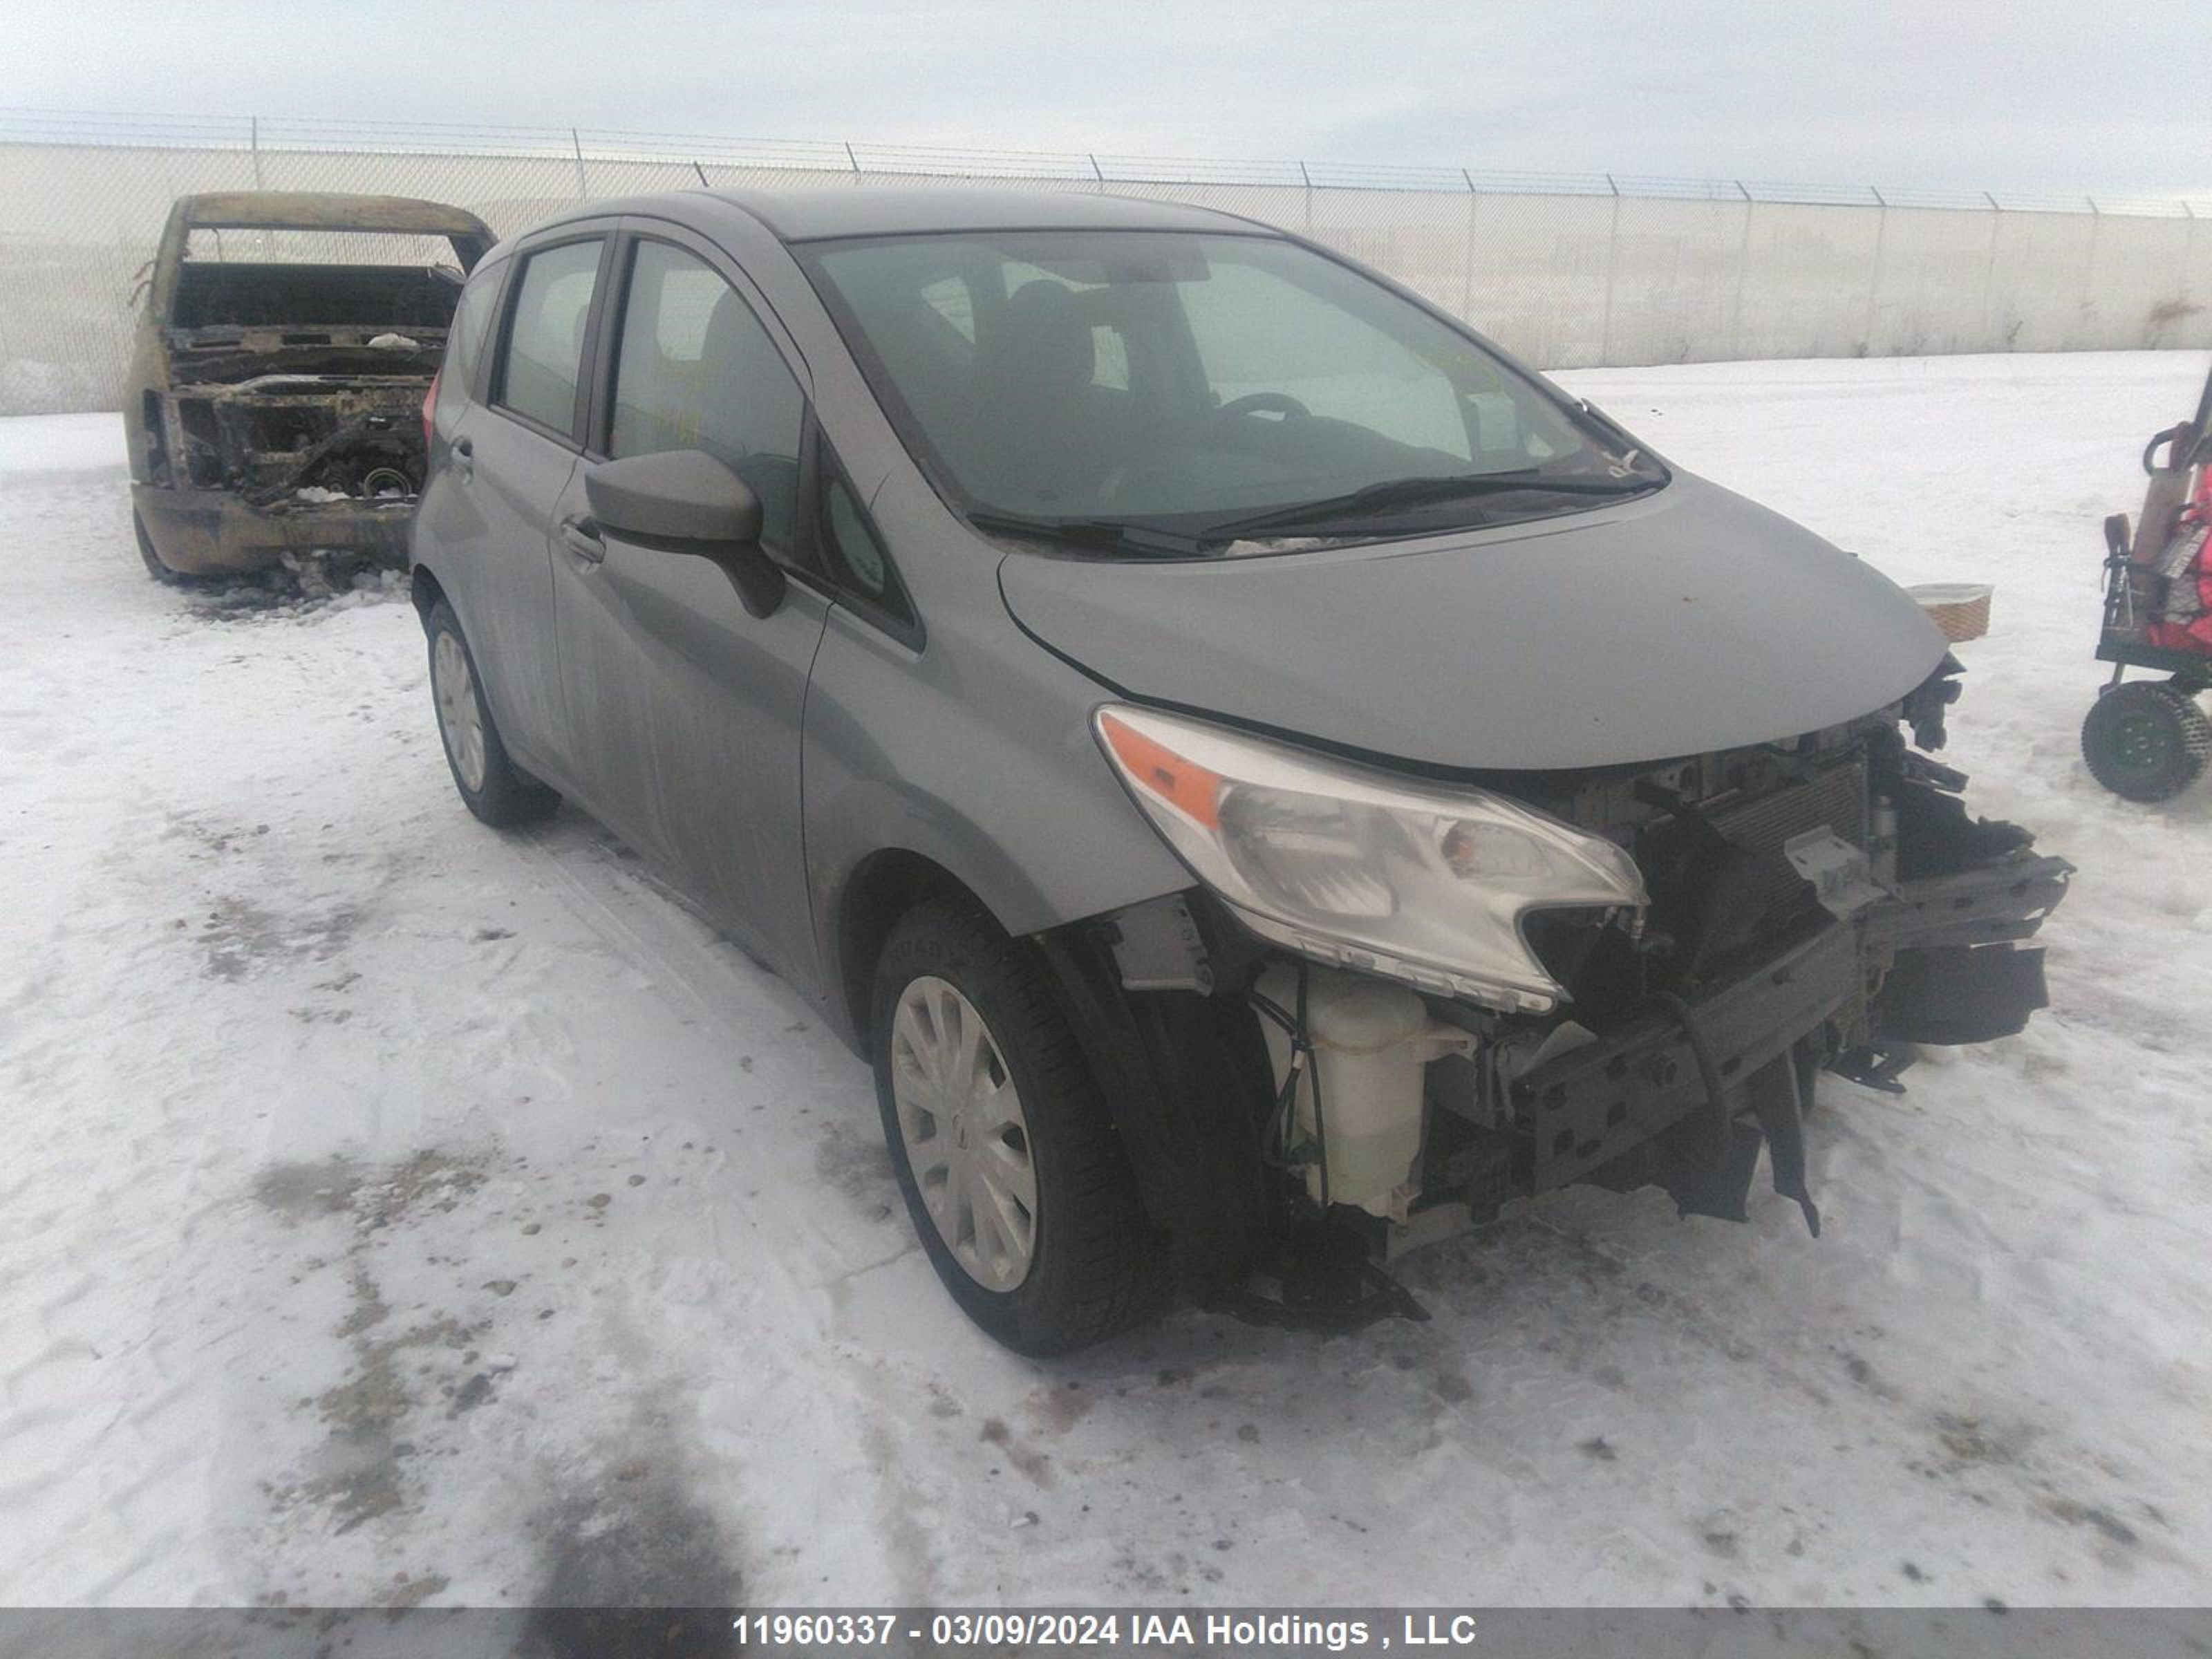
[2081,681,2212,803]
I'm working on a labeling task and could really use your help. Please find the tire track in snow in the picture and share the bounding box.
[517,825,942,1599]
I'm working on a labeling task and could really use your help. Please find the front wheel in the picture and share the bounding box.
[2081,681,2211,803]
[424,598,559,827]
[870,900,1166,1354]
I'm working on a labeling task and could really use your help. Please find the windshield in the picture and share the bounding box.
[799,229,1663,554]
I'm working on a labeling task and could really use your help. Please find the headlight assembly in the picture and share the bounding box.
[1094,704,1647,1013]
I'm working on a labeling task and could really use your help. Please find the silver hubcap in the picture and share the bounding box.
[432,629,487,794]
[890,976,1038,1292]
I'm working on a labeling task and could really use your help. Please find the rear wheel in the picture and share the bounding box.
[2081,681,2211,803]
[424,599,559,827]
[870,899,1166,1354]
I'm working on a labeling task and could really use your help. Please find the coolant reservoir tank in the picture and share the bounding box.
[1255,965,1473,1221]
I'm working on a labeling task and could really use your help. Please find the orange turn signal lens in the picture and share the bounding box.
[1098,709,1223,830]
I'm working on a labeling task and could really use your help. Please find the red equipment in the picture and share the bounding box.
[2082,359,2212,801]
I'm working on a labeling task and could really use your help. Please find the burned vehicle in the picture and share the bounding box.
[411,188,2070,1353]
[124,191,494,581]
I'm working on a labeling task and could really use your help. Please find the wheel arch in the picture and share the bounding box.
[830,847,990,1049]
[830,849,1276,1290]
[409,559,449,628]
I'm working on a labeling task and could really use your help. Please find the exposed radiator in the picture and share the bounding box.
[1706,759,1868,921]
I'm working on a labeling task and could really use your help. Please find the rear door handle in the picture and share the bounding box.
[559,516,605,564]
[451,435,473,480]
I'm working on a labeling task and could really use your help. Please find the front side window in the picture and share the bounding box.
[609,240,804,554]
[800,230,1662,554]
[496,240,603,436]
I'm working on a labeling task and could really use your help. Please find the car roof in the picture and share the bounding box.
[175,191,494,241]
[697,185,1263,243]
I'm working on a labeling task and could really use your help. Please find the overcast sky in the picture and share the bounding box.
[11,0,2199,199]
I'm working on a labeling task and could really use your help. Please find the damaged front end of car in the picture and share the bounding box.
[1467,663,2069,1241]
[1056,657,2070,1327]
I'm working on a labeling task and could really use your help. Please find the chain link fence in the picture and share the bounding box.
[4,108,2209,415]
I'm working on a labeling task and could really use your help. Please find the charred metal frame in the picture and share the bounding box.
[125,191,493,577]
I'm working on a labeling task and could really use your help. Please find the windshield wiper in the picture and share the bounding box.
[966,510,1206,559]
[967,469,1656,557]
[1202,469,1657,541]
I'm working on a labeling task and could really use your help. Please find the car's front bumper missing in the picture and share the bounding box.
[1512,849,2070,1217]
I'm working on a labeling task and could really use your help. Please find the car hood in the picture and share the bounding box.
[995,471,1948,772]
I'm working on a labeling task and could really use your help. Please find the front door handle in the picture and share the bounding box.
[559,516,605,564]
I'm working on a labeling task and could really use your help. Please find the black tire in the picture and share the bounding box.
[133,509,205,587]
[424,598,560,827]
[869,899,1168,1355]
[2081,681,2212,803]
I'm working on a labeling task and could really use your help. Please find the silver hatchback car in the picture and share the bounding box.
[411,187,2070,1353]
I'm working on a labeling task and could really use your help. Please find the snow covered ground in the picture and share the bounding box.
[1,353,2209,1612]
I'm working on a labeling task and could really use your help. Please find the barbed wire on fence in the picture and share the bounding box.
[3,105,2208,218]
[1,105,2209,415]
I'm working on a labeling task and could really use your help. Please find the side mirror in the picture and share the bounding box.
[584,449,786,618]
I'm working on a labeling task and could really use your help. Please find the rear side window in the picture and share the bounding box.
[495,241,603,436]
[609,240,804,554]
[444,261,501,393]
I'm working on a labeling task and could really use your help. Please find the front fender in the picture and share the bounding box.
[802,606,1190,1040]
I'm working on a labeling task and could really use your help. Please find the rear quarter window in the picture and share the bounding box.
[444,261,503,393]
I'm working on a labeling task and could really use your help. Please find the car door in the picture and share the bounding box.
[459,227,617,777]
[554,222,830,976]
